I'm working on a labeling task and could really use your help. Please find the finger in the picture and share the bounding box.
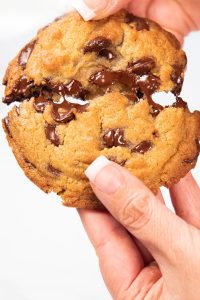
[127,0,186,42]
[126,262,161,299]
[156,190,165,203]
[73,0,131,21]
[85,156,199,271]
[170,172,200,229]
[144,277,164,300]
[78,209,144,299]
[134,190,164,265]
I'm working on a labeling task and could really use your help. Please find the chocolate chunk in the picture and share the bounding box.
[172,97,188,109]
[98,49,116,61]
[150,108,162,117]
[90,70,117,87]
[128,58,156,75]
[90,70,136,88]
[50,80,88,100]
[125,13,150,31]
[108,156,127,166]
[4,77,88,106]
[171,64,185,96]
[132,141,153,154]
[3,116,12,137]
[84,37,111,53]
[51,98,88,123]
[137,75,162,116]
[138,74,160,95]
[52,102,75,123]
[103,128,127,148]
[45,124,60,146]
[84,37,115,61]
[34,96,51,113]
[47,164,61,176]
[125,93,140,103]
[3,76,34,104]
[18,40,36,69]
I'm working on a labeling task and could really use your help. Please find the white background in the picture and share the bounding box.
[0,1,199,299]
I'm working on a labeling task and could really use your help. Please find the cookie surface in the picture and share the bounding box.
[2,10,200,209]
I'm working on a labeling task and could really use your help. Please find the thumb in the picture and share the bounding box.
[85,156,199,271]
[73,0,131,21]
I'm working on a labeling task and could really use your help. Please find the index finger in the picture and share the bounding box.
[73,0,131,21]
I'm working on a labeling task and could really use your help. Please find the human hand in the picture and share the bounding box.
[79,156,200,299]
[74,0,200,43]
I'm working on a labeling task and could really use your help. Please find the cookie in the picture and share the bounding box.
[2,10,200,209]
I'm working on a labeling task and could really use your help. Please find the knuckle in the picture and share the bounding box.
[118,189,153,231]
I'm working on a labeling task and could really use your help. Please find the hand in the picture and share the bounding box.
[79,156,200,299]
[74,0,200,43]
[74,1,200,298]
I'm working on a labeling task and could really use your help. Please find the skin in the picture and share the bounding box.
[76,1,200,299]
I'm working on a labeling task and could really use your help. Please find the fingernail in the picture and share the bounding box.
[85,156,123,194]
[73,0,115,21]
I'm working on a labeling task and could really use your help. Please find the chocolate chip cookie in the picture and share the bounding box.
[2,10,200,209]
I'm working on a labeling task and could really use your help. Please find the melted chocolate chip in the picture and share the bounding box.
[51,102,75,123]
[98,49,116,61]
[172,97,188,109]
[132,141,153,154]
[108,156,127,166]
[47,164,61,176]
[84,37,111,53]
[171,65,184,96]
[128,58,156,75]
[138,75,160,95]
[3,76,34,104]
[125,13,150,31]
[103,129,127,148]
[89,68,162,113]
[18,40,36,69]
[84,37,116,61]
[124,93,140,103]
[4,78,88,106]
[50,80,88,100]
[90,70,136,88]
[45,124,60,146]
[150,109,161,117]
[3,116,12,137]
[137,75,162,116]
[51,98,88,123]
[33,96,51,113]
[90,70,116,87]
